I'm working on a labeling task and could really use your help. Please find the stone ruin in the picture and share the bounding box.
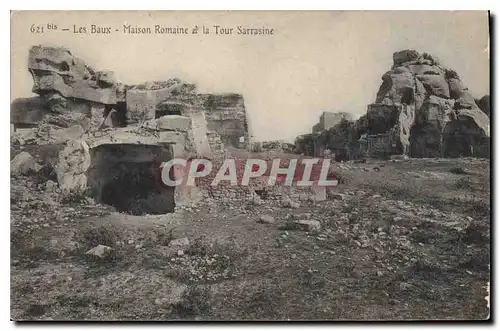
[312,111,354,133]
[295,49,490,159]
[10,45,252,214]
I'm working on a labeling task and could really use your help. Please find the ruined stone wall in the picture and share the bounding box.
[197,93,250,149]
[10,97,46,127]
[10,45,250,206]
[207,131,225,155]
[319,112,353,131]
[188,111,213,158]
[360,132,396,158]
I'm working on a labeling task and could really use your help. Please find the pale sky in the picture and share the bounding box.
[11,11,489,142]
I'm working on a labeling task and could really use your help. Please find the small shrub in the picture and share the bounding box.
[278,219,300,231]
[60,188,92,205]
[76,224,121,252]
[174,237,247,283]
[466,199,490,217]
[450,167,469,175]
[454,177,471,190]
[173,285,212,318]
[336,171,354,185]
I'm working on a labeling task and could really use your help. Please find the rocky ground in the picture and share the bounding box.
[10,152,490,321]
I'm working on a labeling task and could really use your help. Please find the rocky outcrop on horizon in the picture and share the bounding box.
[374,49,489,158]
[296,49,490,159]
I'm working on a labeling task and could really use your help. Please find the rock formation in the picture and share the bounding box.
[295,118,355,161]
[476,95,490,118]
[296,50,490,159]
[368,49,489,158]
[198,93,250,149]
[312,111,353,133]
[11,45,252,211]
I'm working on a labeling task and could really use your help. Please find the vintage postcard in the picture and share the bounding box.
[10,10,490,321]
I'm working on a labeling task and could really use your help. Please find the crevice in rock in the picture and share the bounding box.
[104,102,128,127]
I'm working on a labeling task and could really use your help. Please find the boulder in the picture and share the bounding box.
[416,74,450,99]
[28,45,118,104]
[393,49,420,66]
[11,152,41,175]
[282,199,300,209]
[376,70,415,105]
[126,79,197,123]
[407,64,443,76]
[476,95,490,118]
[309,186,327,202]
[442,107,490,157]
[85,245,113,259]
[169,237,190,247]
[294,220,321,232]
[147,115,192,132]
[10,97,46,126]
[258,215,275,224]
[55,140,91,194]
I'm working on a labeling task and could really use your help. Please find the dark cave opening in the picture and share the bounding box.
[104,102,128,127]
[155,102,183,118]
[87,143,175,215]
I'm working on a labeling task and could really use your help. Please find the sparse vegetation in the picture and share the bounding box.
[11,157,490,320]
[449,166,469,175]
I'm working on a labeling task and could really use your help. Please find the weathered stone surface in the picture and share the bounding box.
[410,95,454,157]
[10,97,46,126]
[54,140,91,194]
[29,45,117,104]
[159,131,186,144]
[156,115,192,131]
[282,199,300,209]
[258,215,275,224]
[169,237,190,247]
[200,93,250,148]
[11,152,41,175]
[48,125,86,144]
[376,70,416,105]
[312,111,354,133]
[299,49,489,160]
[207,131,225,155]
[416,74,450,99]
[309,186,327,202]
[393,49,420,66]
[407,63,443,76]
[364,49,489,158]
[476,95,490,118]
[96,71,116,86]
[126,79,196,123]
[294,220,321,232]
[85,245,113,259]
[188,111,213,158]
[13,44,252,210]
